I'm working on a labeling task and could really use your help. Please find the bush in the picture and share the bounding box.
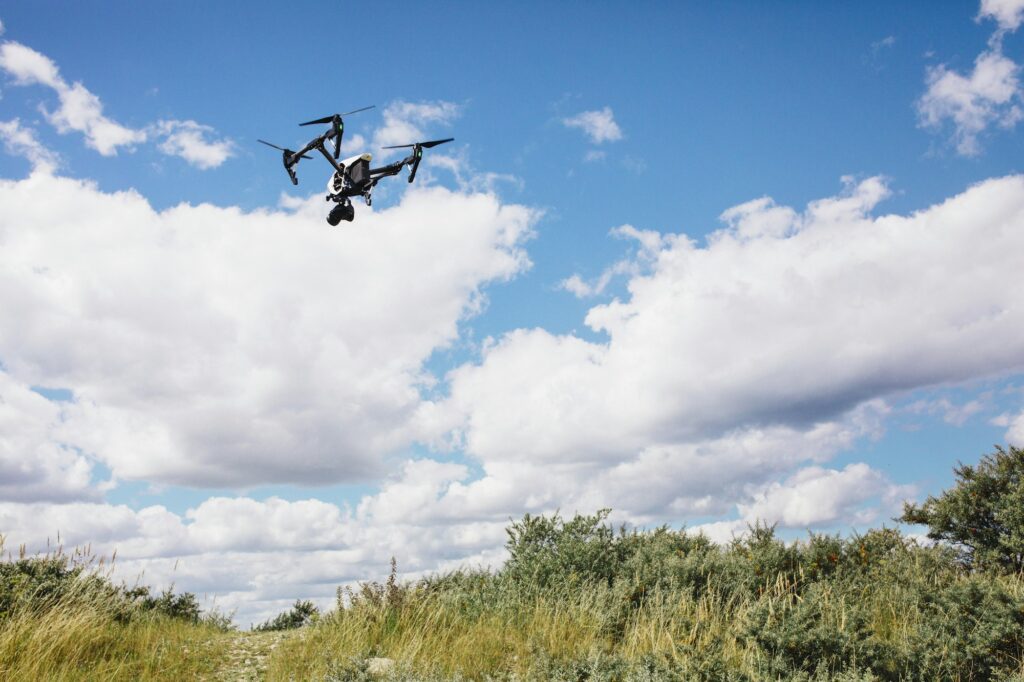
[255,598,320,631]
[503,509,620,589]
[0,540,225,627]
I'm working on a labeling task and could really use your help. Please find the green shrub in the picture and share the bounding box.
[255,599,320,631]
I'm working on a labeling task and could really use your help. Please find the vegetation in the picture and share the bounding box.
[900,444,1024,573]
[268,513,1024,680]
[0,541,232,680]
[3,444,1024,679]
[255,598,321,631]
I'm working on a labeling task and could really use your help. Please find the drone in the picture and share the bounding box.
[258,106,454,225]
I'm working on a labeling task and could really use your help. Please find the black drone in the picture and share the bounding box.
[258,106,454,225]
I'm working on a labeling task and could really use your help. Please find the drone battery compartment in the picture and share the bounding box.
[346,157,371,189]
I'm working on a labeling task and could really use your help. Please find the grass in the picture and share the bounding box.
[264,515,1024,681]
[4,512,1024,680]
[0,601,228,680]
[0,539,230,681]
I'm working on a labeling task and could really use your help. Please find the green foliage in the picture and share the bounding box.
[0,547,110,618]
[504,508,620,589]
[0,540,228,629]
[255,599,320,631]
[901,444,1024,572]
[275,505,1024,681]
[122,585,202,623]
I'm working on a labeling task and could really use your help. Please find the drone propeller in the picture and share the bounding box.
[382,138,455,183]
[257,139,311,159]
[381,137,455,150]
[299,106,375,159]
[257,139,309,185]
[298,106,375,126]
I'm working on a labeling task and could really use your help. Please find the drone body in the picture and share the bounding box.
[258,106,454,225]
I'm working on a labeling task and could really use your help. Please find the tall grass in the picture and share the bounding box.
[267,513,1024,681]
[5,511,1024,679]
[0,538,230,681]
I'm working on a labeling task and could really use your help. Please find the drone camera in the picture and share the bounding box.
[327,202,355,225]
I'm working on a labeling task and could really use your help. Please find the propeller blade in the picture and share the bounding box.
[258,139,286,151]
[299,115,335,126]
[419,137,455,149]
[299,106,375,126]
[382,137,455,150]
[257,140,311,160]
[340,105,375,116]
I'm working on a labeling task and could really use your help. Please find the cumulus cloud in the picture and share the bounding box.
[0,172,535,488]
[152,119,234,169]
[979,0,1024,32]
[919,51,1022,155]
[0,118,60,172]
[0,38,232,167]
[372,100,460,159]
[918,0,1024,155]
[0,478,511,626]
[560,224,665,298]
[0,41,145,155]
[1002,409,1024,444]
[738,463,900,528]
[0,406,896,625]
[562,107,623,144]
[0,372,97,502]
[435,175,1024,467]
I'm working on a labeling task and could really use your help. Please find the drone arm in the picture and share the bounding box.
[369,160,406,177]
[316,144,345,174]
[289,128,334,167]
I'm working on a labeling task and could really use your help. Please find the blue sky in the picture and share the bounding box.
[1,1,1024,624]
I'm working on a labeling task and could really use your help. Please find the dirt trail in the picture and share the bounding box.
[212,630,293,681]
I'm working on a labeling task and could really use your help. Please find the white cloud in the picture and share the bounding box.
[907,396,987,426]
[979,0,1024,32]
[0,172,535,488]
[0,372,97,502]
[372,100,460,159]
[918,1,1024,156]
[0,404,895,625]
[436,175,1024,468]
[737,463,898,528]
[562,107,623,144]
[0,118,60,172]
[0,40,60,87]
[872,35,896,51]
[0,39,231,167]
[0,484,510,626]
[559,224,665,298]
[0,41,146,155]
[152,119,234,169]
[1004,409,1024,444]
[919,50,1022,155]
